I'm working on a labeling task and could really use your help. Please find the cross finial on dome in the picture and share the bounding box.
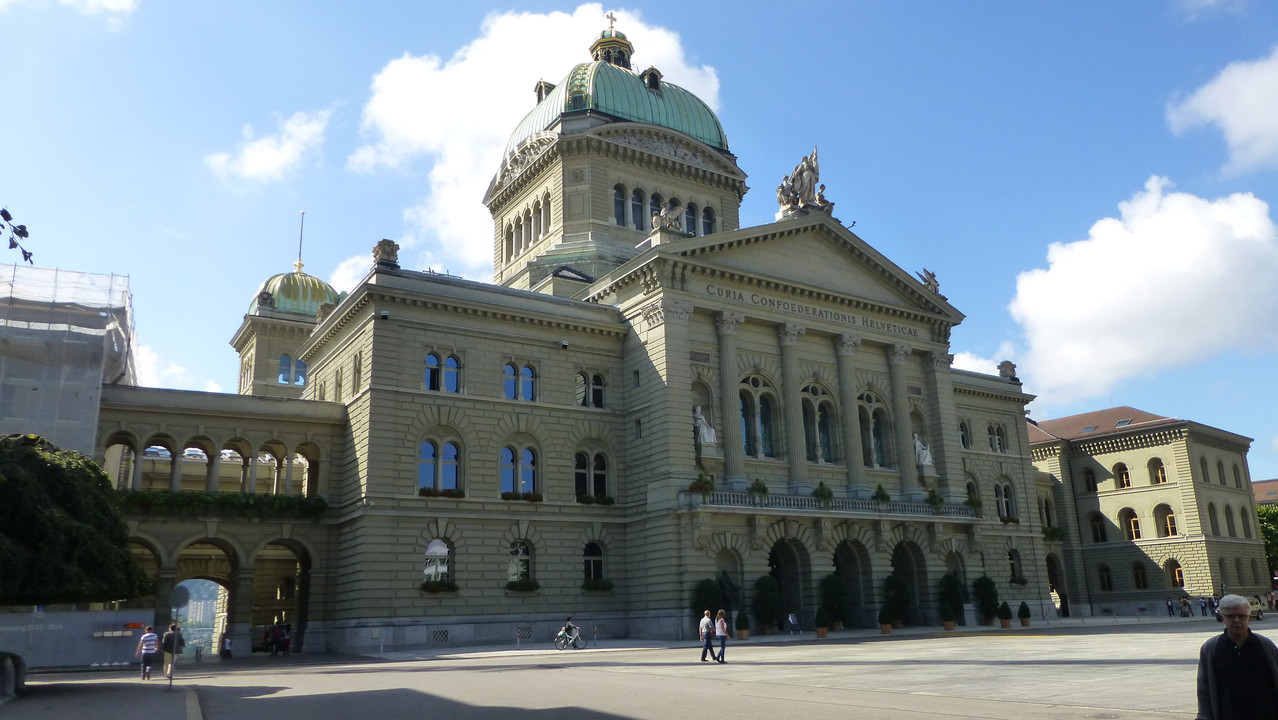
[606,11,616,29]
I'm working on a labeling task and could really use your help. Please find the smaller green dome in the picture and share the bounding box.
[249,268,342,318]
[599,29,627,40]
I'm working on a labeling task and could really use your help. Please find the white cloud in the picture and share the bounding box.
[0,0,137,28]
[347,3,720,279]
[1008,176,1278,405]
[329,255,371,294]
[1176,0,1246,18]
[206,109,333,183]
[951,343,1015,376]
[136,344,220,392]
[1168,45,1278,174]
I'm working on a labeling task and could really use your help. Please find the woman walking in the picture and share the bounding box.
[714,609,729,663]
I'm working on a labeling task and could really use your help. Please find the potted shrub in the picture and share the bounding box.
[972,576,999,626]
[877,605,894,635]
[691,578,723,622]
[872,484,891,503]
[940,602,956,631]
[814,606,829,638]
[748,478,769,506]
[735,607,751,640]
[812,481,834,508]
[1017,601,1032,627]
[883,573,911,628]
[819,574,847,631]
[753,576,783,634]
[996,601,1013,629]
[420,579,458,594]
[937,573,965,628]
[688,473,714,498]
[926,488,944,513]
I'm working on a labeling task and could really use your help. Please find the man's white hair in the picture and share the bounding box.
[1218,594,1249,611]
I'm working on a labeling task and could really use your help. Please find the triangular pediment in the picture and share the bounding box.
[665,214,962,323]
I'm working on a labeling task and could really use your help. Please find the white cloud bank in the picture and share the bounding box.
[1009,176,1278,405]
[206,109,333,183]
[1168,45,1278,175]
[136,345,222,393]
[344,3,720,280]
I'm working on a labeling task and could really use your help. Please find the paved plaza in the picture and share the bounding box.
[3,616,1237,720]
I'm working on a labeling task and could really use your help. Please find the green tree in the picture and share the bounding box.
[752,575,783,630]
[0,434,149,604]
[1,207,33,263]
[1257,504,1278,575]
[691,578,723,620]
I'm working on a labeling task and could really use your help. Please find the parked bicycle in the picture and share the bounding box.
[555,618,586,650]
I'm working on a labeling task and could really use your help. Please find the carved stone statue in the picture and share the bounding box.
[693,405,717,445]
[373,238,400,269]
[651,201,688,233]
[998,360,1019,382]
[915,268,940,294]
[776,147,833,215]
[913,433,933,467]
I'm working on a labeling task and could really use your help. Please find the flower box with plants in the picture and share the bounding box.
[117,489,328,520]
[418,487,465,499]
[688,473,714,496]
[748,478,769,505]
[505,579,540,593]
[575,494,616,505]
[581,579,614,592]
[500,491,544,502]
[419,579,458,594]
[871,484,891,503]
[1041,525,1066,542]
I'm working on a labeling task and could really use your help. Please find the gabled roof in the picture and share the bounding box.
[1029,406,1180,443]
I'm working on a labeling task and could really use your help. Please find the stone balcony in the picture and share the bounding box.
[680,490,979,521]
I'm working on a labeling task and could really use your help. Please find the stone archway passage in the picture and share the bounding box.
[833,540,872,627]
[890,541,928,625]
[1046,554,1068,617]
[251,540,312,654]
[768,539,812,629]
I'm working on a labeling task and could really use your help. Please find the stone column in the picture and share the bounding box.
[204,452,222,493]
[717,312,746,490]
[924,351,962,501]
[167,455,182,492]
[835,334,865,496]
[229,568,255,660]
[130,450,144,491]
[284,455,295,495]
[153,570,177,631]
[778,323,809,493]
[887,344,921,499]
[244,456,257,495]
[270,457,283,495]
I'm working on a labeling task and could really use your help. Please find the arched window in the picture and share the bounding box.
[532,200,542,239]
[423,538,451,582]
[574,373,606,408]
[443,355,460,392]
[1039,496,1054,527]
[541,192,551,233]
[1200,457,1210,483]
[425,353,441,390]
[1216,460,1226,486]
[1208,503,1220,535]
[1225,506,1237,537]
[995,481,1016,520]
[1098,565,1113,592]
[1219,557,1229,588]
[1235,558,1244,587]
[574,452,608,498]
[684,203,697,235]
[507,540,532,582]
[649,193,664,223]
[1119,508,1141,540]
[1148,458,1167,485]
[1007,549,1023,581]
[1167,560,1185,588]
[958,421,970,449]
[1089,513,1108,543]
[278,354,292,384]
[1132,563,1148,590]
[1233,464,1243,488]
[740,375,777,458]
[505,224,515,261]
[500,446,537,495]
[583,542,604,581]
[858,391,892,468]
[1242,513,1252,539]
[418,440,461,493]
[1083,467,1098,493]
[1154,504,1177,537]
[631,189,646,230]
[1114,463,1131,489]
[801,384,836,463]
[965,477,980,510]
[575,373,589,407]
[504,364,536,401]
[613,185,626,225]
[702,207,715,235]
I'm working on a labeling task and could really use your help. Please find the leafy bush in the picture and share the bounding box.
[812,481,834,507]
[735,608,750,631]
[814,606,829,628]
[117,490,328,519]
[872,484,891,503]
[753,575,783,629]
[877,605,895,626]
[819,573,847,625]
[883,573,911,622]
[972,576,999,623]
[1017,601,1032,619]
[420,579,458,593]
[691,578,723,619]
[940,602,956,623]
[505,579,540,592]
[937,573,965,622]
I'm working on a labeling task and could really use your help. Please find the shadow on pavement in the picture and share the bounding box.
[198,684,634,720]
[4,680,187,720]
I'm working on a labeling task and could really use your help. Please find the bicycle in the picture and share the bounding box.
[554,626,586,650]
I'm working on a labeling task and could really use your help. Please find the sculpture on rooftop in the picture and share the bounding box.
[776,147,834,216]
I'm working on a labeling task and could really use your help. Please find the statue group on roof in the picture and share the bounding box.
[776,148,834,216]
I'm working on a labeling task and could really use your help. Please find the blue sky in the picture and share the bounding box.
[6,1,1278,477]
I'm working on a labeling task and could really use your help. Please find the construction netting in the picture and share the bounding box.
[0,264,137,454]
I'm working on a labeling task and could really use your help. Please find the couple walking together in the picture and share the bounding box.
[699,609,728,663]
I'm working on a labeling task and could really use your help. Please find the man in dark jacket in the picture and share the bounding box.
[161,623,185,679]
[1197,594,1278,719]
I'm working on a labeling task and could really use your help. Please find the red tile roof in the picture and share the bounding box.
[1028,406,1180,442]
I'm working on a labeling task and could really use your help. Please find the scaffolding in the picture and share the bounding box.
[0,264,137,454]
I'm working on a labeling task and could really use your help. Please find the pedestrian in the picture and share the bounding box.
[1196,594,1278,719]
[134,625,158,680]
[1182,597,1192,618]
[221,634,232,660]
[698,610,715,662]
[1201,598,1209,617]
[714,609,729,663]
[161,623,185,678]
[1167,598,1175,617]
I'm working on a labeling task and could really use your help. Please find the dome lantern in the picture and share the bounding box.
[589,13,633,70]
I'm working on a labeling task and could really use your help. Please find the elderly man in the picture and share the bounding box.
[1197,594,1278,719]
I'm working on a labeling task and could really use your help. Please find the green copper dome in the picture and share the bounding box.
[249,268,342,318]
[503,59,728,158]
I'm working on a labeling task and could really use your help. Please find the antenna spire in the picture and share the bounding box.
[295,210,305,272]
